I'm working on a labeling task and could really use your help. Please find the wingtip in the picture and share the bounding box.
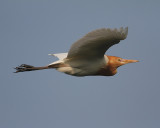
[124,27,128,35]
[120,26,128,37]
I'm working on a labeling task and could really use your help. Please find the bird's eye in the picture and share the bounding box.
[118,58,122,62]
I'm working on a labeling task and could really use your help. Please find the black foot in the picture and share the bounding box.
[19,64,34,68]
[14,64,35,73]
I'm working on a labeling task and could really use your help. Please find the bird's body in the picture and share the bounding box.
[15,27,138,76]
[49,53,108,76]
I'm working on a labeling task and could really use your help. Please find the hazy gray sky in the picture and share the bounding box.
[1,0,160,128]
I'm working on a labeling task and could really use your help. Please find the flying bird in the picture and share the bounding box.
[15,27,138,76]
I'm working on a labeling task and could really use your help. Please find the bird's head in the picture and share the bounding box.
[107,56,139,68]
[97,56,139,76]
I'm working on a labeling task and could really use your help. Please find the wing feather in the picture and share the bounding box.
[67,27,128,60]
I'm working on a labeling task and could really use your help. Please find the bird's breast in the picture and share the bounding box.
[96,66,117,76]
[95,56,117,76]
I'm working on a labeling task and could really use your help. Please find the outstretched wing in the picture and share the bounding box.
[67,27,128,60]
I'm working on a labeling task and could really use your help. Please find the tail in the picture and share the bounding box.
[14,64,50,73]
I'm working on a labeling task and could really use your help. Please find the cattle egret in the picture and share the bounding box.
[15,27,138,76]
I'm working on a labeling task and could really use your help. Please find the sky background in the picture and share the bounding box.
[1,0,160,128]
